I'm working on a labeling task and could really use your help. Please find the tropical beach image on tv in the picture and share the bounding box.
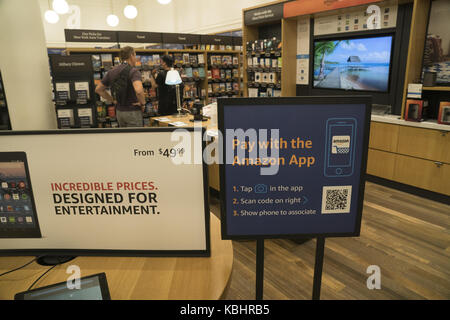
[313,36,393,92]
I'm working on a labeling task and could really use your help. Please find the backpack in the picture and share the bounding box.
[111,64,132,106]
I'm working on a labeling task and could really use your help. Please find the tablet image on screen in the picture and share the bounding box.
[0,152,42,238]
[15,273,111,300]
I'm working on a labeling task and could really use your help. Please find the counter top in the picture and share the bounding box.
[371,115,450,131]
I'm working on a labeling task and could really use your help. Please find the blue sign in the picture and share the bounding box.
[218,97,371,239]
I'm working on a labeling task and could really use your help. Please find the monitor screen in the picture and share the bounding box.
[313,35,393,92]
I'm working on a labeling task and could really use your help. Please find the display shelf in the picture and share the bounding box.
[422,86,450,92]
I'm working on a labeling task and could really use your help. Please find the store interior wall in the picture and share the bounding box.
[0,0,57,130]
[39,0,276,47]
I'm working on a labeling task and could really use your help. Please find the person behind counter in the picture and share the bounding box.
[150,55,179,116]
[95,46,146,127]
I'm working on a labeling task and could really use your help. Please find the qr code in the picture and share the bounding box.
[321,186,352,214]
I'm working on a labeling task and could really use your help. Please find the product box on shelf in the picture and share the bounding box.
[438,102,450,125]
[405,99,429,122]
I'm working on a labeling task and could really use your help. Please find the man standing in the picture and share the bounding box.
[95,46,146,127]
[150,55,178,116]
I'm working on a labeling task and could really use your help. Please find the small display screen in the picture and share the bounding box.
[17,274,110,300]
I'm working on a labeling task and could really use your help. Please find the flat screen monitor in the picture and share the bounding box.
[313,35,393,92]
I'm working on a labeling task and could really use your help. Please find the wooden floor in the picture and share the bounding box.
[210,182,450,300]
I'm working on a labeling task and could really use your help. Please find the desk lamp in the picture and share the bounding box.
[165,68,183,117]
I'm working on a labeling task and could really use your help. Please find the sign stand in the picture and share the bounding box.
[255,237,326,300]
[255,239,265,300]
[312,237,326,300]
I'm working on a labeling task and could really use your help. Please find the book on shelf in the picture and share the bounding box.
[101,54,113,70]
[233,56,239,65]
[226,45,233,51]
[233,82,239,91]
[212,68,220,79]
[185,67,193,78]
[135,55,142,67]
[74,81,90,104]
[198,54,205,64]
[220,69,226,79]
[148,56,156,67]
[210,55,217,66]
[78,108,93,127]
[219,45,225,51]
[183,53,190,65]
[180,68,187,79]
[208,84,213,94]
[207,70,212,80]
[140,56,148,67]
[219,83,226,92]
[57,108,75,128]
[212,83,220,93]
[223,55,232,65]
[190,54,198,65]
[174,53,183,65]
[198,67,206,78]
[226,83,232,92]
[92,55,101,70]
[225,69,232,79]
[153,54,161,65]
[233,69,239,78]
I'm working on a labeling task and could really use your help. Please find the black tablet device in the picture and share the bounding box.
[0,152,42,238]
[14,273,111,300]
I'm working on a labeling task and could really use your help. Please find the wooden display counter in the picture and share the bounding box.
[0,213,232,300]
[367,116,450,196]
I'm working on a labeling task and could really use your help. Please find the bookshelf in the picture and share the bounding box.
[242,1,296,98]
[207,51,242,103]
[63,48,243,126]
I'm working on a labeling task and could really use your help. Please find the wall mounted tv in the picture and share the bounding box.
[313,35,393,92]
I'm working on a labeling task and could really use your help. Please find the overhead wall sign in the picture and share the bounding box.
[65,29,118,42]
[50,55,93,74]
[162,33,201,45]
[284,0,382,18]
[117,31,162,43]
[244,3,284,26]
[219,97,371,239]
[0,129,210,256]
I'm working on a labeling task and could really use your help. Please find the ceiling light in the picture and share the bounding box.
[158,0,172,5]
[45,10,60,24]
[107,14,119,27]
[52,0,70,15]
[124,5,138,19]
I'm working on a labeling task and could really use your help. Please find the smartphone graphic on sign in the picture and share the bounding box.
[0,152,42,238]
[324,118,357,177]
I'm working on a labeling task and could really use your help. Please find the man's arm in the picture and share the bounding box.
[95,83,115,104]
[133,80,146,110]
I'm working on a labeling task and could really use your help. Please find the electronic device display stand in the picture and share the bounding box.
[36,256,76,266]
[14,273,111,300]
